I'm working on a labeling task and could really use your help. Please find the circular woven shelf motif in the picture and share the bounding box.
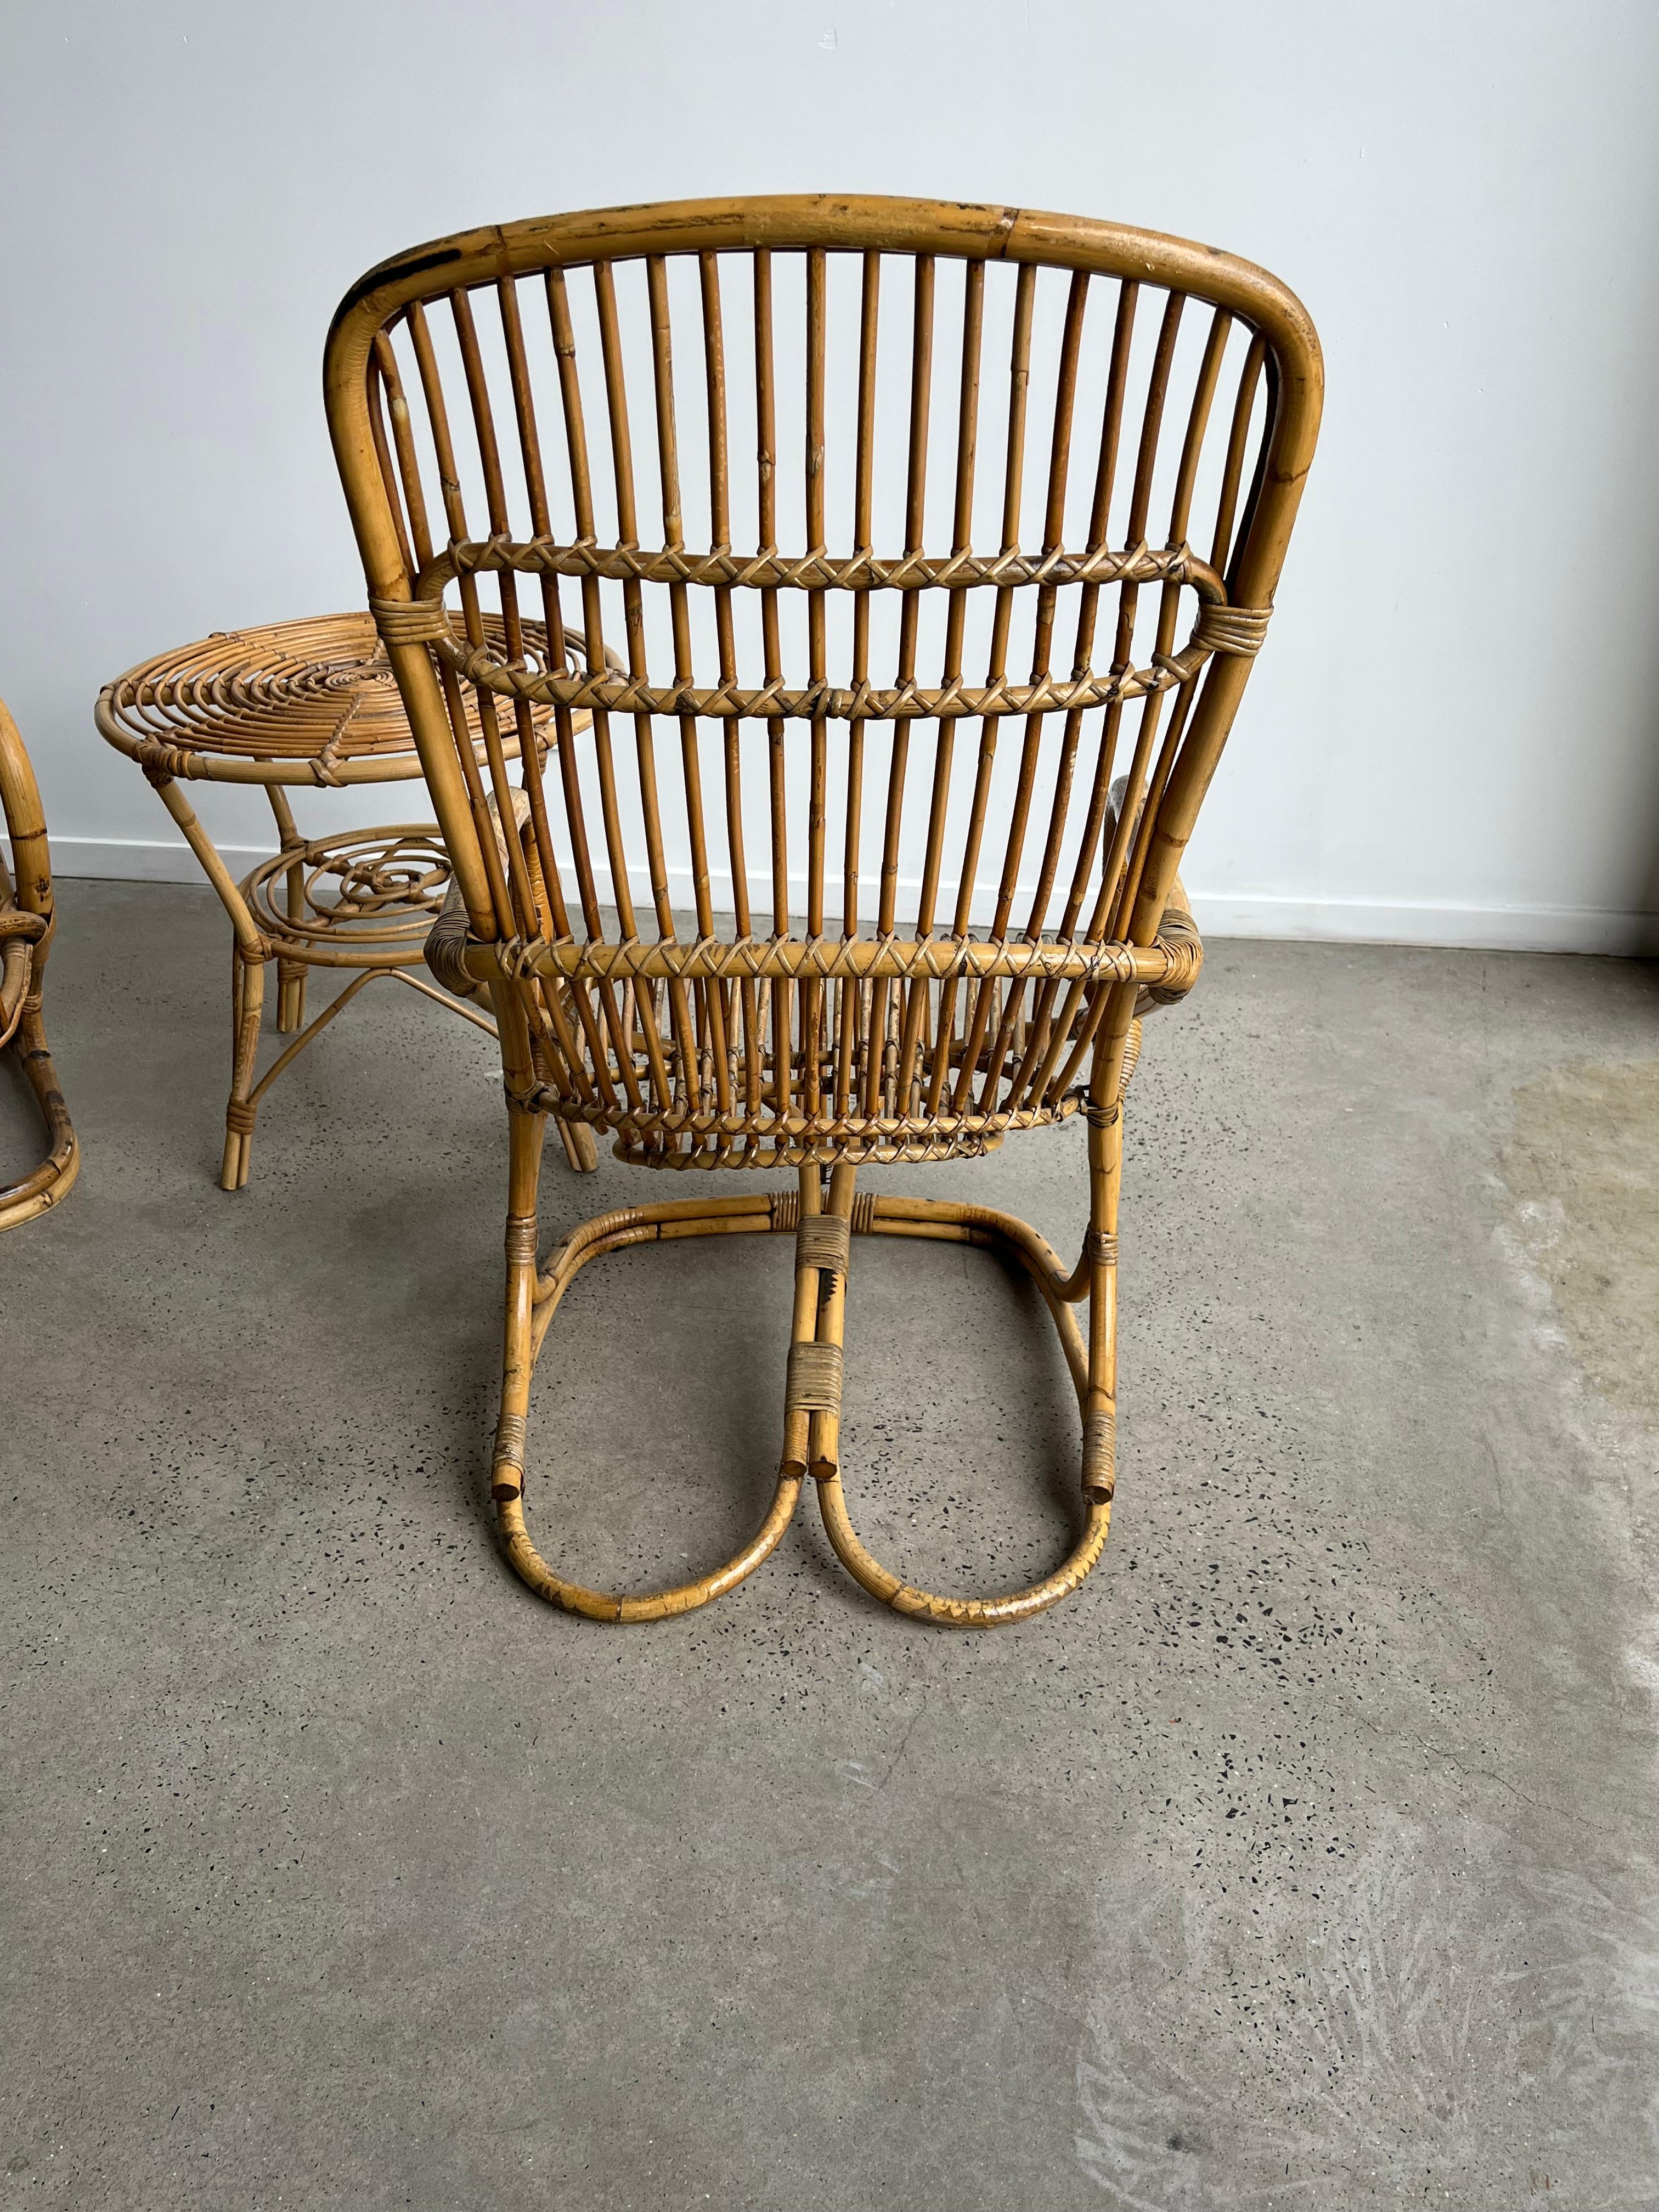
[245,826,456,957]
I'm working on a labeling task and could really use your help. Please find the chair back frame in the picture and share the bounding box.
[325,196,1322,1171]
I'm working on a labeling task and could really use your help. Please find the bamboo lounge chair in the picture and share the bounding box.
[324,196,1322,1626]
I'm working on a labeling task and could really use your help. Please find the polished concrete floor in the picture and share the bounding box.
[3,881,1658,2211]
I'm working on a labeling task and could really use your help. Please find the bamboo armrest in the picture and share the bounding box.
[1141,872,1201,1010]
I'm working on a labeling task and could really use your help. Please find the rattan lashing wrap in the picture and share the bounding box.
[793,1211,850,1276]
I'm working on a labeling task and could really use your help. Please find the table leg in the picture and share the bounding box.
[224,942,266,1189]
[265,787,308,1034]
[143,771,272,1192]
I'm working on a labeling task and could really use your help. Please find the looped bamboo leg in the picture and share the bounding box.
[0,986,79,1231]
[810,1139,1120,1628]
[493,1128,1126,1626]
[494,1109,803,1621]
[816,1481,1111,1629]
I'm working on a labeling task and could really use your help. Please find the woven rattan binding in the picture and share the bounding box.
[795,1211,851,1277]
[786,1340,844,1415]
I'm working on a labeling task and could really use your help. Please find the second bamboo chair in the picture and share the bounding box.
[325,195,1322,1626]
[1,697,78,1229]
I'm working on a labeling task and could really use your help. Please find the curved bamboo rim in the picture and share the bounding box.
[332,195,1322,375]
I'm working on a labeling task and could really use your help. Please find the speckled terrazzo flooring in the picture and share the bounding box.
[4,881,1657,2210]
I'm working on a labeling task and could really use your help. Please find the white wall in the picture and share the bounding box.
[4,0,1658,952]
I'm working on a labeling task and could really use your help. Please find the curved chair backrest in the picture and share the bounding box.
[325,196,1321,1166]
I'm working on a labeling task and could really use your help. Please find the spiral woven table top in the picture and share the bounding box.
[97,610,553,771]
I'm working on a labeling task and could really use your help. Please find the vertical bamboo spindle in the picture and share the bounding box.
[1018,281,1139,1113]
[912,257,984,1114]
[973,270,1090,1113]
[649,256,730,1125]
[545,269,658,1117]
[951,261,1036,1114]
[865,255,933,1119]
[804,247,829,1119]
[836,251,881,1125]
[699,253,763,1132]
[754,251,791,1120]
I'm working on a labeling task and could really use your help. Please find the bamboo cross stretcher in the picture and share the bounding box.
[324,194,1323,1626]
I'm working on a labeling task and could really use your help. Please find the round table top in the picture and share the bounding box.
[96,609,553,780]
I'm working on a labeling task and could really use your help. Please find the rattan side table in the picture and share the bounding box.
[96,611,597,1189]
